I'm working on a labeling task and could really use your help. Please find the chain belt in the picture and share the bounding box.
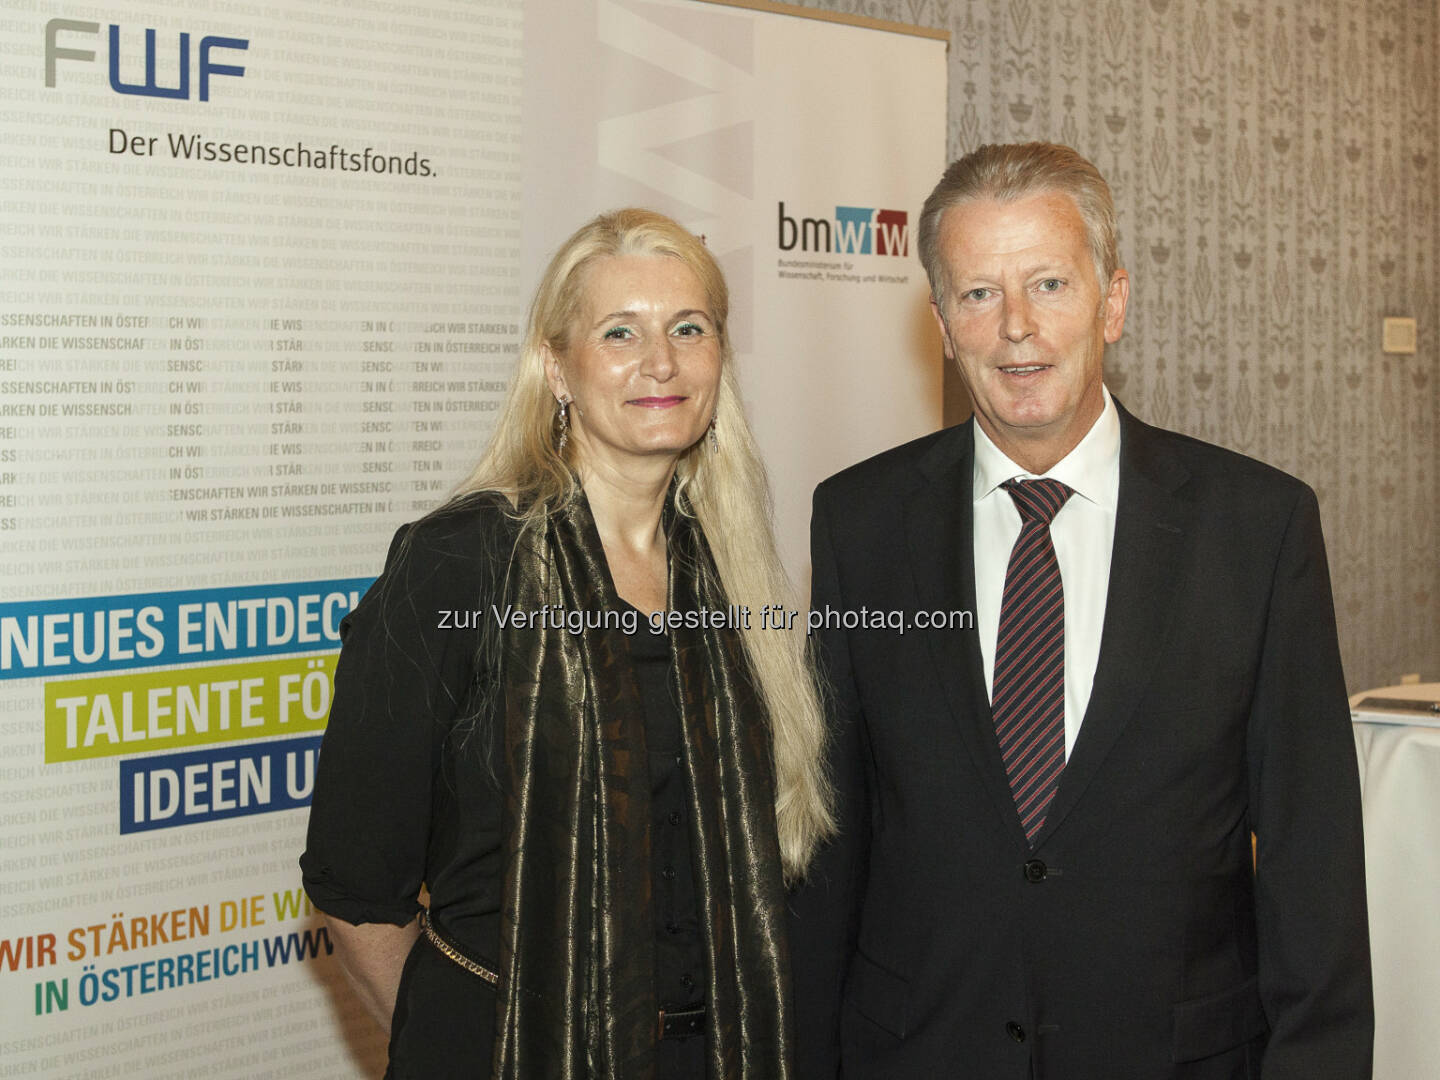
[418,908,499,985]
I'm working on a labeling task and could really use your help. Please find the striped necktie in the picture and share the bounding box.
[993,478,1074,844]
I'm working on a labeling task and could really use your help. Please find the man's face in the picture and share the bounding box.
[930,191,1128,473]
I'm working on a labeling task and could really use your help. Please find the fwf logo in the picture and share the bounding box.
[45,19,248,102]
[777,202,909,257]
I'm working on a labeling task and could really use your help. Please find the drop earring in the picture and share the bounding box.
[556,395,571,451]
[708,416,718,451]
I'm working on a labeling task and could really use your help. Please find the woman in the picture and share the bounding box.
[301,209,832,1079]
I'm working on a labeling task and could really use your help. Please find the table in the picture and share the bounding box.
[1351,683,1440,1080]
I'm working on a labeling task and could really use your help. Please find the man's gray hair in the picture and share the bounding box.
[918,142,1118,302]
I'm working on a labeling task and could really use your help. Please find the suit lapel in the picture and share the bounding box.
[1031,405,1196,846]
[905,421,1030,840]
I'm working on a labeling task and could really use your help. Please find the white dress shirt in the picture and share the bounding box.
[972,387,1120,760]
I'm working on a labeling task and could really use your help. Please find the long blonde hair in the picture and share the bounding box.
[456,209,833,883]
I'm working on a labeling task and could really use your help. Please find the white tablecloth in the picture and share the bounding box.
[1351,683,1440,1080]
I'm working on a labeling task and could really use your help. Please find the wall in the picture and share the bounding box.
[795,0,1440,692]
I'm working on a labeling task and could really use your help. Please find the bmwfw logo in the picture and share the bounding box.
[776,202,909,257]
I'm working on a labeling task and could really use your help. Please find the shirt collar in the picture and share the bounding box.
[972,386,1120,509]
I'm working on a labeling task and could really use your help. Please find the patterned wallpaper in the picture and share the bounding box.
[793,0,1440,693]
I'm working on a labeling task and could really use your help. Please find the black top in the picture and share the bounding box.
[300,495,704,1075]
[625,601,705,1012]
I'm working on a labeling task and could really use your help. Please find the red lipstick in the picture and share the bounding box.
[628,396,686,407]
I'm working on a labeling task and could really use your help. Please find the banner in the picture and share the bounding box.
[525,0,947,580]
[1,1,944,1074]
[1,2,521,1074]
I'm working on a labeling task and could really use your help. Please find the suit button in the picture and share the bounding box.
[1006,1020,1026,1043]
[1023,859,1047,883]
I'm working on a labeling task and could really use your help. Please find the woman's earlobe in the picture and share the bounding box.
[541,342,568,399]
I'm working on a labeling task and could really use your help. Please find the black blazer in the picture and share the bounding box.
[789,404,1372,1079]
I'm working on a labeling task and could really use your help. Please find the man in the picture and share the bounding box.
[790,143,1372,1079]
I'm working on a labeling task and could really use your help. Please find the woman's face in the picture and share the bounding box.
[545,253,722,474]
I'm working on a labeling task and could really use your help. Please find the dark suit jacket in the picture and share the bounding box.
[789,404,1372,1079]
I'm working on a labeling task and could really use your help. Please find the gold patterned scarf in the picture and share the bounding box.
[494,489,793,1080]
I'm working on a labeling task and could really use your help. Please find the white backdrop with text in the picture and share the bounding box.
[0,1,945,1075]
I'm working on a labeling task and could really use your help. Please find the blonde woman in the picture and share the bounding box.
[302,209,831,1079]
